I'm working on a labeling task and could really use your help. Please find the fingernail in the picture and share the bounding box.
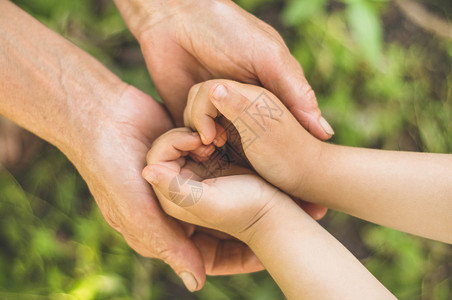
[179,271,198,292]
[143,167,159,184]
[319,116,334,135]
[211,84,228,101]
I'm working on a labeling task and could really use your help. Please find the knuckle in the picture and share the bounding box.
[101,205,124,233]
[235,94,251,114]
[124,233,154,258]
[260,21,287,47]
[264,35,290,63]
[152,238,181,265]
[287,83,321,118]
[301,85,319,111]
[272,43,290,62]
[123,225,169,259]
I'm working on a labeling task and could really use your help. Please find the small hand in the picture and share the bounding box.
[77,86,262,292]
[145,127,266,273]
[183,80,327,216]
[143,128,286,243]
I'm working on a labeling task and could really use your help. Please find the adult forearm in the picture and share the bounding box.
[305,144,452,243]
[0,1,127,162]
[247,199,393,300]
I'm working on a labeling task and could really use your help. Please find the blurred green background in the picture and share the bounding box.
[1,0,451,299]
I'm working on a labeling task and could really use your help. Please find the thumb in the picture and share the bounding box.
[258,53,334,140]
[142,165,207,291]
[155,230,206,292]
[208,83,267,153]
[208,83,251,120]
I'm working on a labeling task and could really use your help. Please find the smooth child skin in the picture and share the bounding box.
[143,129,395,300]
[184,80,452,244]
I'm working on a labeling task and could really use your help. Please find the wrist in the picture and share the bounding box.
[247,200,317,251]
[236,191,303,246]
[62,84,173,175]
[286,131,326,198]
[53,78,129,166]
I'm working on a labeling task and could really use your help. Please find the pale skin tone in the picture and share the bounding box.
[0,0,332,292]
[182,79,452,244]
[143,129,395,299]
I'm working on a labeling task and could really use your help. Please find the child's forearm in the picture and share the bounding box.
[300,144,452,243]
[247,197,394,300]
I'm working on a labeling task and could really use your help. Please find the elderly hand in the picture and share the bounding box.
[114,0,334,139]
[79,87,267,292]
[0,1,271,292]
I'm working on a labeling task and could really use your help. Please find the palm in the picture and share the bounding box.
[79,86,181,256]
[142,39,249,125]
[140,0,282,124]
[83,87,263,278]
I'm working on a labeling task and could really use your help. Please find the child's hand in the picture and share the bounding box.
[143,128,289,243]
[183,80,326,199]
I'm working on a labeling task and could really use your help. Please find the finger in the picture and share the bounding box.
[146,129,202,166]
[186,82,228,146]
[143,163,209,211]
[118,196,206,292]
[192,232,264,275]
[190,143,215,159]
[295,199,329,220]
[209,83,272,150]
[145,220,206,292]
[256,50,334,140]
[191,84,220,145]
[142,42,204,126]
[184,83,202,129]
[213,122,227,147]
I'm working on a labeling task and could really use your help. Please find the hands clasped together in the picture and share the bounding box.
[144,80,452,299]
[2,0,451,298]
[0,0,332,295]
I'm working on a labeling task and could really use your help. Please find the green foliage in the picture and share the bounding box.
[282,0,327,26]
[2,0,452,299]
[345,0,384,68]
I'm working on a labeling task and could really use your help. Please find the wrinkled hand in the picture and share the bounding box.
[76,86,268,292]
[127,0,334,139]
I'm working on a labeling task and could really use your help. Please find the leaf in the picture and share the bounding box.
[345,0,383,68]
[282,0,327,26]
